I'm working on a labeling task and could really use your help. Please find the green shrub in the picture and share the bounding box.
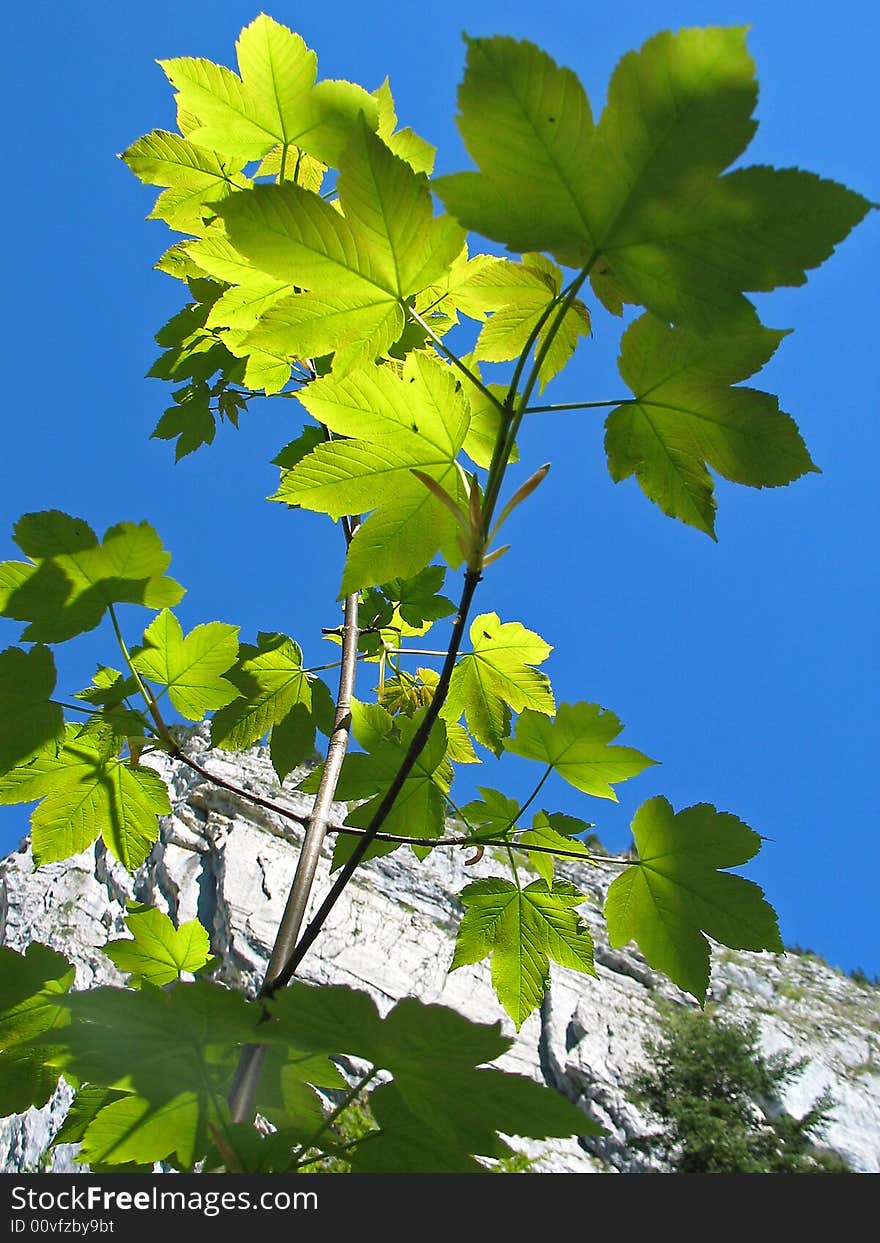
[630,1008,851,1173]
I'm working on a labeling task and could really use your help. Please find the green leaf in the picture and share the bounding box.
[266,982,593,1171]
[451,878,596,1028]
[0,942,74,1048]
[606,165,873,333]
[272,424,325,470]
[160,14,378,166]
[132,609,240,720]
[0,726,171,870]
[604,796,784,1001]
[460,787,521,838]
[256,145,327,190]
[269,702,317,783]
[74,666,137,708]
[0,943,74,1114]
[218,119,464,372]
[443,612,554,754]
[374,78,436,174]
[434,36,596,261]
[275,352,470,593]
[211,631,311,751]
[459,377,518,471]
[532,809,597,839]
[0,645,64,774]
[505,702,656,800]
[607,314,817,535]
[52,1086,128,1148]
[121,129,250,232]
[457,256,590,391]
[0,512,184,644]
[304,709,451,867]
[102,905,213,988]
[380,566,455,629]
[436,31,871,330]
[515,821,592,882]
[153,386,217,461]
[46,982,261,1169]
[184,235,291,332]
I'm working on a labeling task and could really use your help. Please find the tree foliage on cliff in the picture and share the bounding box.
[630,1007,851,1173]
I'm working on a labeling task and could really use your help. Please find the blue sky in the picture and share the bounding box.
[1,1,877,976]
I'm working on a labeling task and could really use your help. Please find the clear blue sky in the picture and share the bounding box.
[1,2,877,976]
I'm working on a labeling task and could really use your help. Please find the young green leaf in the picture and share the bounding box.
[456,255,590,391]
[160,14,379,167]
[132,609,240,721]
[451,877,596,1028]
[442,612,554,754]
[604,796,784,1001]
[274,352,471,593]
[218,119,464,372]
[380,566,456,629]
[210,631,312,752]
[459,786,521,837]
[120,130,250,234]
[0,513,184,644]
[0,645,64,775]
[0,725,171,870]
[505,702,655,799]
[102,905,214,988]
[606,314,817,535]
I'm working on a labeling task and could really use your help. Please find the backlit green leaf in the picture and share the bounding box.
[211,631,311,751]
[218,119,464,371]
[275,352,470,593]
[0,943,74,1114]
[0,645,63,775]
[160,14,378,166]
[607,314,817,535]
[0,725,171,870]
[47,982,261,1169]
[505,701,655,800]
[132,608,239,720]
[451,877,596,1027]
[604,796,783,1001]
[443,612,554,754]
[0,513,184,644]
[103,905,214,988]
[435,35,595,260]
[436,30,871,330]
[121,129,249,232]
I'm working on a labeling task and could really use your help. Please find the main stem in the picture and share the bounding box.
[228,590,360,1124]
[271,567,483,989]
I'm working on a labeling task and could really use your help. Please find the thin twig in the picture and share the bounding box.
[522,398,635,415]
[405,304,504,414]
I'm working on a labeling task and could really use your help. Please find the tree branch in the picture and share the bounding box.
[270,567,483,991]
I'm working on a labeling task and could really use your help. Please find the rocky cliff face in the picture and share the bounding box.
[1,730,878,1173]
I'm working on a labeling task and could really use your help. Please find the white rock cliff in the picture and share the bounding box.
[1,730,878,1173]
